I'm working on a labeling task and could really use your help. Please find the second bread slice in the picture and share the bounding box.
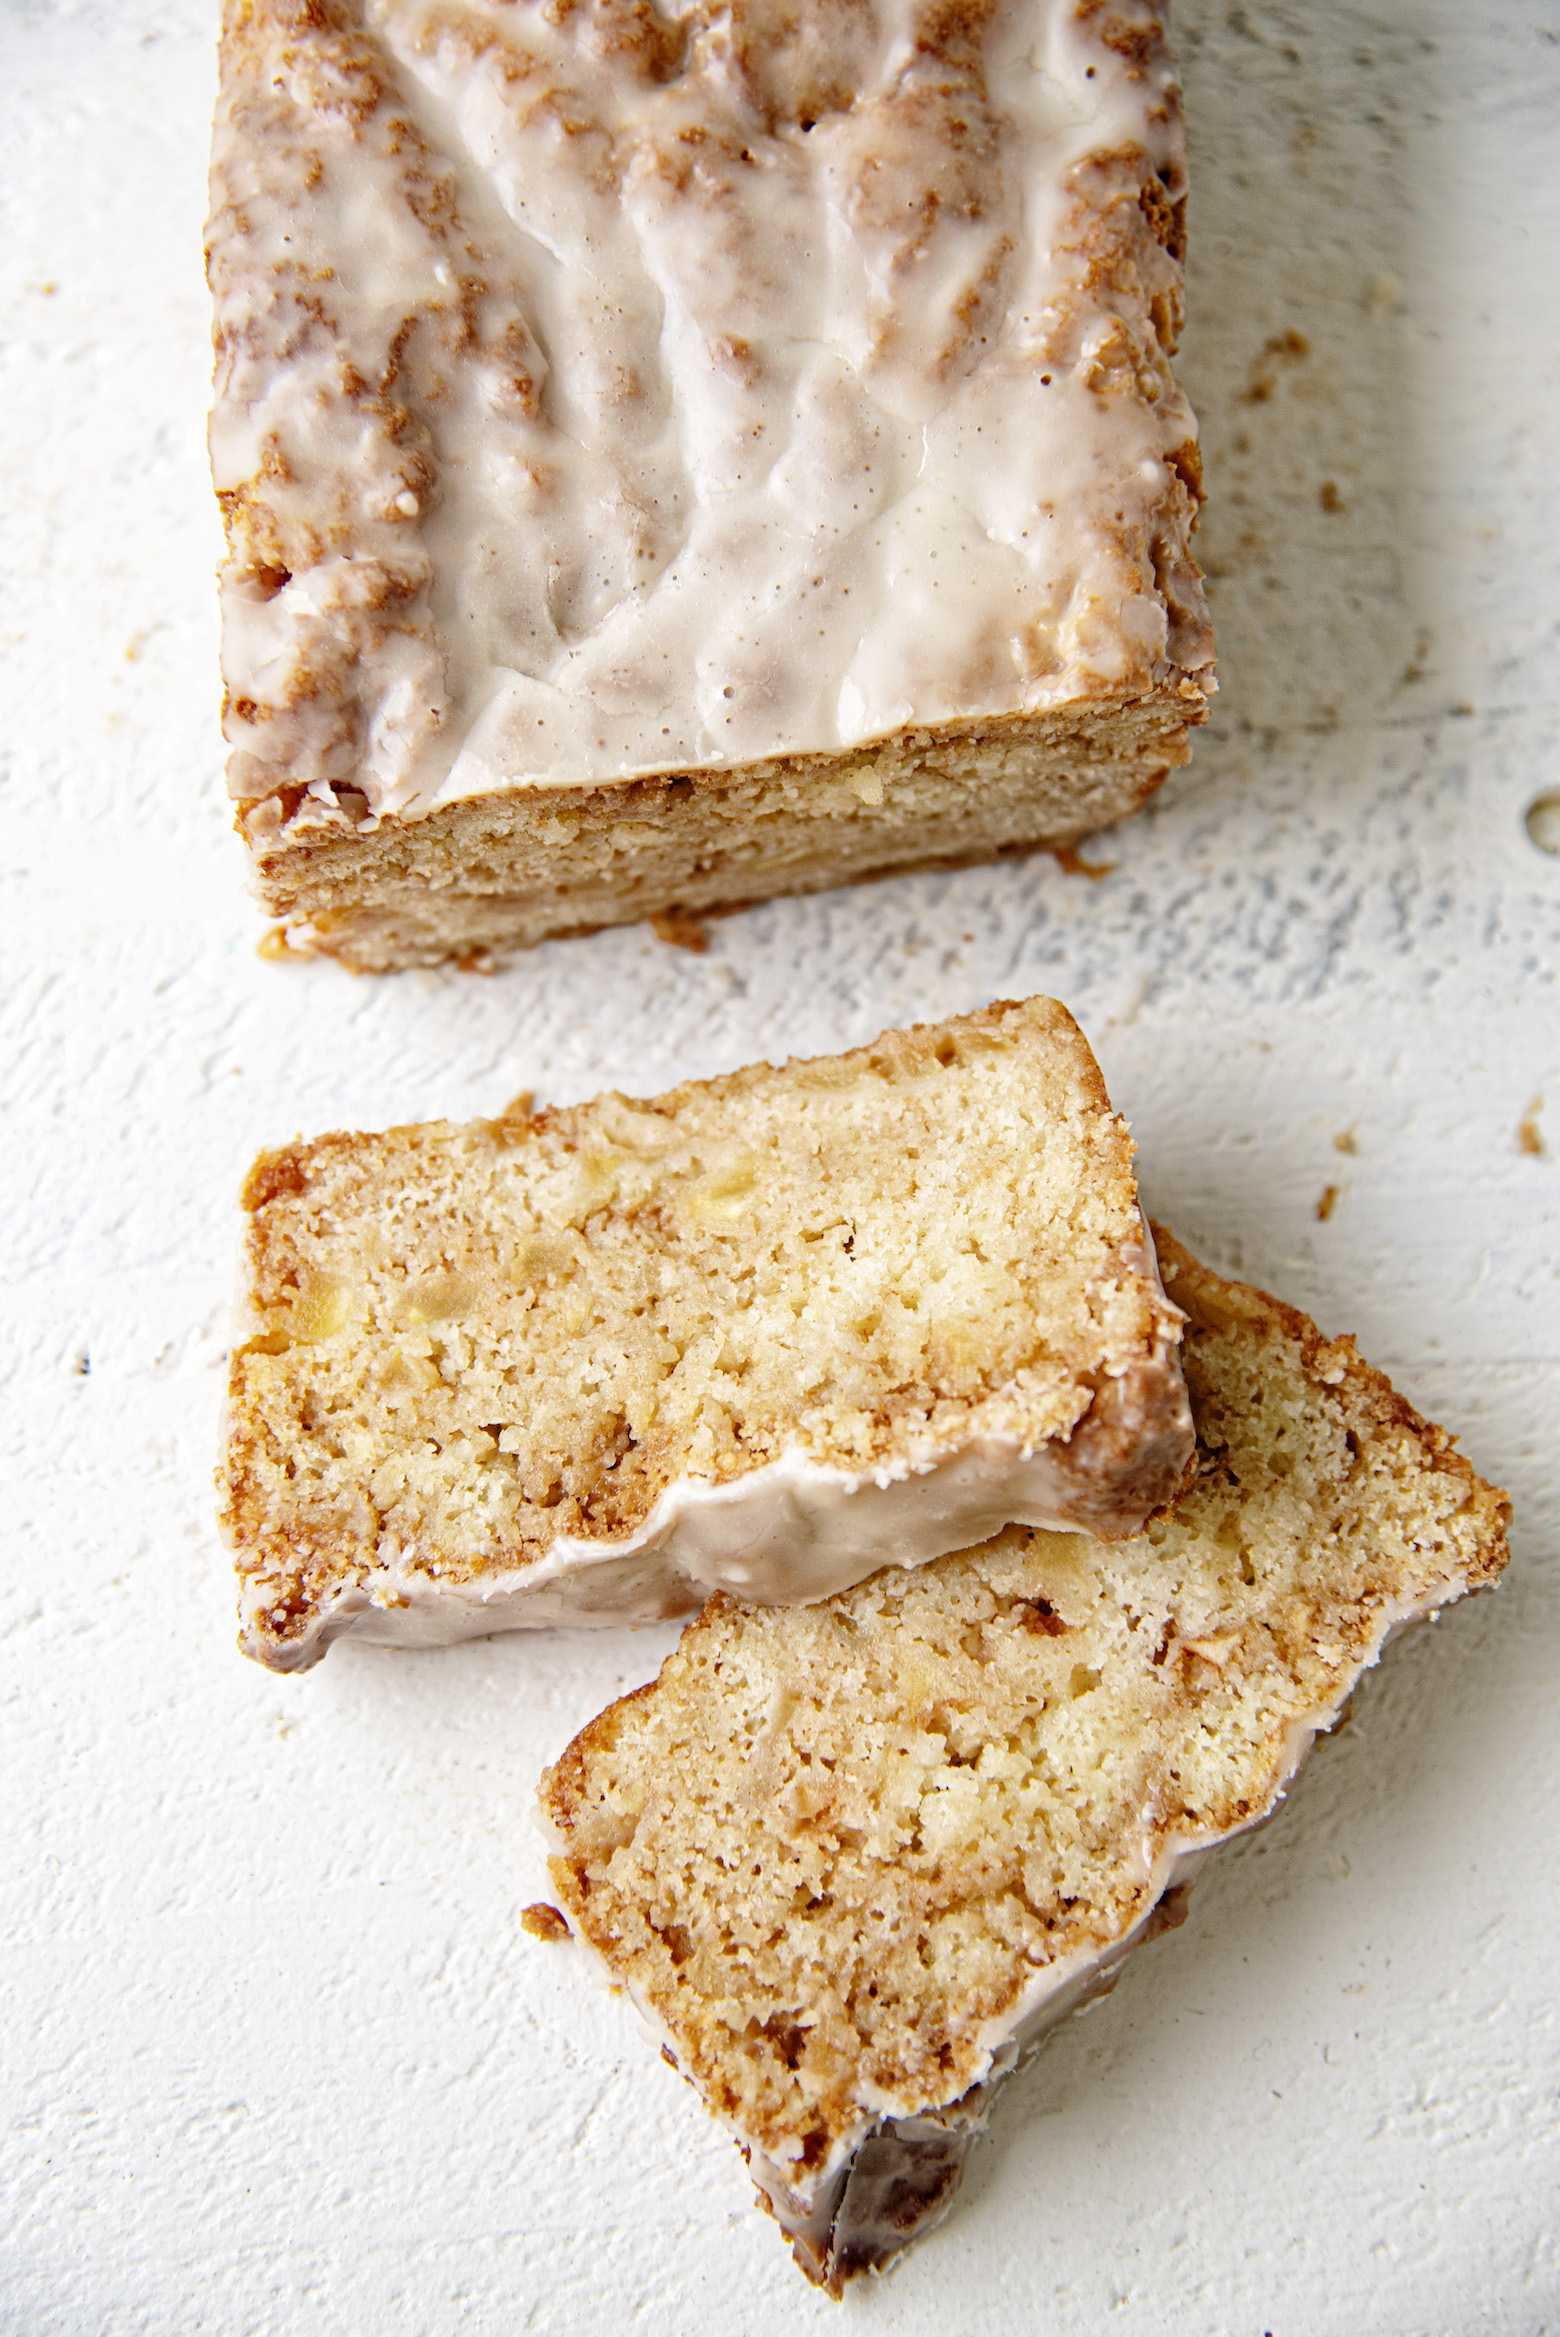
[540,1231,1510,2291]
[221,996,1189,1669]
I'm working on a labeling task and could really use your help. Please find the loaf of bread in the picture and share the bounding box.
[220,998,1190,1670]
[206,0,1213,968]
[541,1231,1510,2291]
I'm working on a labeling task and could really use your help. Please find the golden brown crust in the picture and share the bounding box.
[1151,1224,1512,1588]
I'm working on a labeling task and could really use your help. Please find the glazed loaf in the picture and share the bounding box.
[206,0,1213,967]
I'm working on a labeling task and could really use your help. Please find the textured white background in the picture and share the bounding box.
[3,2,1558,2330]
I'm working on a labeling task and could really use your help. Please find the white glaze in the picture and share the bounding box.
[238,1367,1192,1669]
[207,0,1212,830]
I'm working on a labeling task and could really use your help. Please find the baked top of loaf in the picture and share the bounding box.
[207,0,1213,848]
[540,1230,1510,2291]
[219,996,1190,1669]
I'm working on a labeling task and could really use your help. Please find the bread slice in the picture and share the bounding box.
[220,997,1190,1671]
[206,0,1214,971]
[540,1231,1510,2293]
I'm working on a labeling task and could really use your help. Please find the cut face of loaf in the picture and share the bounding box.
[220,997,1191,1671]
[540,1231,1510,2294]
[206,0,1214,970]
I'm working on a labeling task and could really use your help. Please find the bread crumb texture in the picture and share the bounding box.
[251,707,1198,973]
[221,998,1174,1656]
[542,1232,1509,2181]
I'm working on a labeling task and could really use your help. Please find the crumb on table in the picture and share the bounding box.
[521,1903,571,1942]
[649,911,709,953]
[1051,845,1116,881]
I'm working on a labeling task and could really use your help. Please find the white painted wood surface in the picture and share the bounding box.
[2,4,1556,2329]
